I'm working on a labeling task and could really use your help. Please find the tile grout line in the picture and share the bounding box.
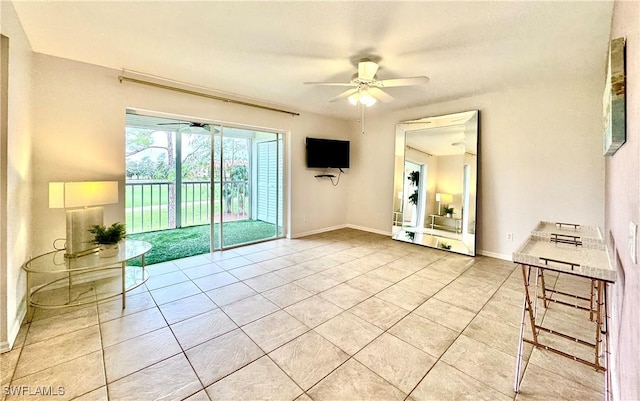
[167,236,415,396]
[14,230,599,401]
[283,252,471,399]
[100,279,186,397]
[3,321,29,397]
[6,232,395,399]
[387,260,519,400]
[97,299,110,400]
[257,251,473,399]
[10,302,102,381]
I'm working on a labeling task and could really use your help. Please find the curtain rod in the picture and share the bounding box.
[407,146,433,157]
[118,71,300,117]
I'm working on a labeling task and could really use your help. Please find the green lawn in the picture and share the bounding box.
[125,201,215,232]
[125,184,249,233]
[127,220,280,265]
[125,182,247,208]
[125,183,210,208]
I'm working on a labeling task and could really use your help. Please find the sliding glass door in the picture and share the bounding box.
[213,126,284,250]
[126,111,284,257]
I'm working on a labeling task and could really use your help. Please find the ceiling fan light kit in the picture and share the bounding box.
[304,58,429,107]
[305,58,430,134]
[348,88,377,107]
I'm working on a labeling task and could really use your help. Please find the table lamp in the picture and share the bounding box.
[49,181,118,258]
[435,193,453,215]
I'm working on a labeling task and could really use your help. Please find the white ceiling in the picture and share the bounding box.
[13,1,613,120]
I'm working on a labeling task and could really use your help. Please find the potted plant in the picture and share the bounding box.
[407,171,420,206]
[89,222,126,258]
[444,206,454,218]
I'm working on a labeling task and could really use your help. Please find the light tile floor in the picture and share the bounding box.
[1,228,604,400]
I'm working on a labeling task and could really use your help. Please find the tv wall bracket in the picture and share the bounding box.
[314,168,344,186]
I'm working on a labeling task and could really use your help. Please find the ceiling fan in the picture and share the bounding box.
[157,121,212,132]
[304,58,430,107]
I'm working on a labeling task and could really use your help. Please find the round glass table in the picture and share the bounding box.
[22,239,152,309]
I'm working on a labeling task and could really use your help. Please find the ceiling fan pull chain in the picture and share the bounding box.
[361,104,366,134]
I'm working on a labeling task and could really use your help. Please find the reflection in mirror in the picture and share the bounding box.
[392,110,478,256]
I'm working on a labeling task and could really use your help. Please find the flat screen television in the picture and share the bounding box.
[306,137,350,169]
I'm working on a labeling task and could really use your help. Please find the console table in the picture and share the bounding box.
[393,211,403,226]
[22,239,152,310]
[512,222,614,400]
[428,214,461,233]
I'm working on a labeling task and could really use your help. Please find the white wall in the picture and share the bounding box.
[2,4,610,353]
[0,1,33,352]
[30,53,351,256]
[435,154,464,214]
[607,2,640,399]
[347,78,605,258]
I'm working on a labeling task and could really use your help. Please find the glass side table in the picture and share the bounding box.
[22,239,152,310]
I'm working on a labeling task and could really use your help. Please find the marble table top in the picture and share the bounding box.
[513,235,615,282]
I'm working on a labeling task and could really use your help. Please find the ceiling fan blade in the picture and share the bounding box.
[368,87,394,103]
[304,81,355,86]
[376,76,430,87]
[156,122,211,132]
[329,88,359,102]
[358,60,379,81]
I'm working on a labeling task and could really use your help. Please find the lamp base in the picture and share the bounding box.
[65,207,103,258]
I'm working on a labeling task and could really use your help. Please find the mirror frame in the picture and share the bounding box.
[392,110,479,256]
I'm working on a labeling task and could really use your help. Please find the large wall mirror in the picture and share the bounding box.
[392,110,479,256]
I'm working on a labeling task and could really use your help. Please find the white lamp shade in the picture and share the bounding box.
[49,181,118,209]
[48,182,66,208]
[435,193,453,203]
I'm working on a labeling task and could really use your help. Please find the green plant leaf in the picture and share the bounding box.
[89,222,127,245]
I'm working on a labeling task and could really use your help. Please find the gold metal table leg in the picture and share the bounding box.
[603,283,611,401]
[121,261,126,309]
[521,264,539,342]
[594,281,604,370]
[539,269,549,308]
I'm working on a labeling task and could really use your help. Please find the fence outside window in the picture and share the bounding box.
[125,180,249,234]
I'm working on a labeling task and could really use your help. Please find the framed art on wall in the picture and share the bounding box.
[603,37,626,156]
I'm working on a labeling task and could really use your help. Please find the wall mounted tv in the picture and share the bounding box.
[306,137,350,169]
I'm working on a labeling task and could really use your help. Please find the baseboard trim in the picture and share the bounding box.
[478,249,511,261]
[292,225,512,263]
[291,224,348,238]
[345,224,391,236]
[0,300,27,353]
